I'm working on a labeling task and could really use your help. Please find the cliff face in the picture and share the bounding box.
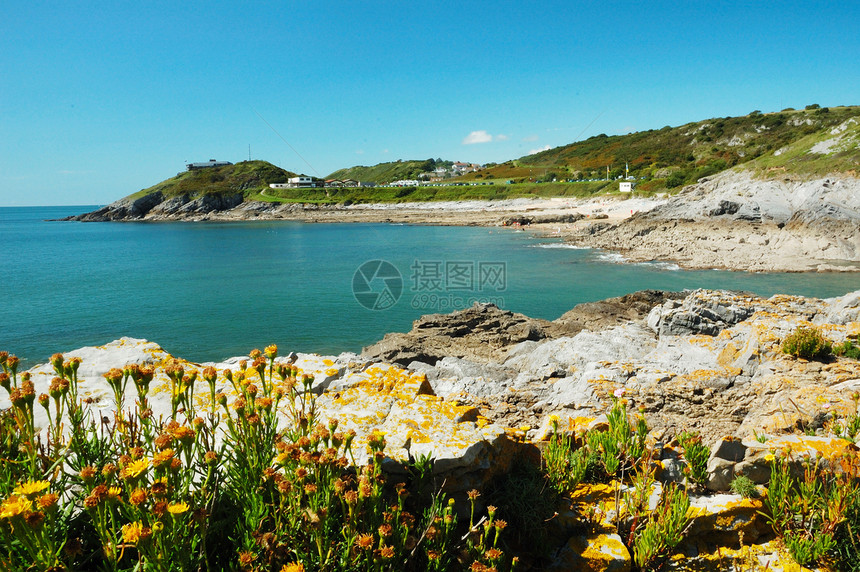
[70,191,246,221]
[569,171,860,272]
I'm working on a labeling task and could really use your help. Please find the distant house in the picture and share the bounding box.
[286,175,325,188]
[619,182,635,193]
[187,159,232,171]
[325,178,361,188]
[451,162,482,174]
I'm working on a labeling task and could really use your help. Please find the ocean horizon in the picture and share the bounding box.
[3,205,858,368]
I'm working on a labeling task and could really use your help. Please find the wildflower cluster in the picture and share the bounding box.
[0,346,510,571]
[542,397,691,570]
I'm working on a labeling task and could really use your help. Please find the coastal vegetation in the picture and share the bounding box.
[106,105,859,210]
[781,326,833,361]
[326,159,454,185]
[3,338,860,570]
[125,160,296,202]
[0,348,513,572]
[477,105,860,191]
[256,180,611,204]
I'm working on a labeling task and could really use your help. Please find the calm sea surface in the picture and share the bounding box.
[3,206,858,367]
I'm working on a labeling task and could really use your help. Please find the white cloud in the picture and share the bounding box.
[355,149,365,155]
[462,130,493,145]
[495,134,510,141]
[528,145,551,155]
[523,134,539,142]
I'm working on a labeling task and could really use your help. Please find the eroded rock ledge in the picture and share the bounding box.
[565,171,860,272]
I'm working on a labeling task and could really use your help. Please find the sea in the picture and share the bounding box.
[3,206,858,368]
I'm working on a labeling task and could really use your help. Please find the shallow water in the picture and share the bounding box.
[2,206,857,366]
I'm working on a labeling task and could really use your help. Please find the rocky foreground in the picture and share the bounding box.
[6,288,860,570]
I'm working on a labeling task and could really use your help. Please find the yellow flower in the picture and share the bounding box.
[122,521,144,544]
[122,458,150,479]
[764,453,776,462]
[0,496,32,519]
[130,489,148,506]
[355,533,374,550]
[280,564,304,572]
[170,425,196,442]
[167,501,189,515]
[379,545,395,559]
[13,480,51,497]
[107,486,123,502]
[152,449,176,468]
[37,493,59,510]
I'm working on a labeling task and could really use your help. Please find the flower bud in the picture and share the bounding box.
[50,353,64,375]
[7,355,19,375]
[203,366,217,384]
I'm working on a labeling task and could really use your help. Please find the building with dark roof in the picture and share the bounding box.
[186,159,233,170]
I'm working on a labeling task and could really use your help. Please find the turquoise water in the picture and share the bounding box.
[2,206,858,367]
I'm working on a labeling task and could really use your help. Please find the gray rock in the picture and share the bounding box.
[710,437,748,463]
[706,457,736,491]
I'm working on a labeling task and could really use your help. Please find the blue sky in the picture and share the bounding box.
[1,1,858,206]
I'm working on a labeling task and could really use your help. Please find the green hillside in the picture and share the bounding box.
[126,160,296,200]
[118,106,859,208]
[473,105,860,192]
[327,159,451,183]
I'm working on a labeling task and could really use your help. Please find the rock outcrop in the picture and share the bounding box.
[568,171,860,272]
[69,192,247,221]
[365,289,860,448]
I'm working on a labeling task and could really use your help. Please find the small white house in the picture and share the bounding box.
[619,181,634,193]
[285,176,324,188]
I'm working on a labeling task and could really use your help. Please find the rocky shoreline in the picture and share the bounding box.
[558,171,860,273]
[63,169,860,273]
[5,287,860,570]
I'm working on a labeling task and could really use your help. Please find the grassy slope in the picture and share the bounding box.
[120,107,858,207]
[326,160,436,184]
[259,180,612,204]
[472,106,860,193]
[125,161,296,201]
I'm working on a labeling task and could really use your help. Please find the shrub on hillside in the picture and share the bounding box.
[665,171,687,188]
[782,327,832,360]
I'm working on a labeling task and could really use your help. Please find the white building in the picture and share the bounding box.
[284,176,324,188]
[619,181,634,193]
